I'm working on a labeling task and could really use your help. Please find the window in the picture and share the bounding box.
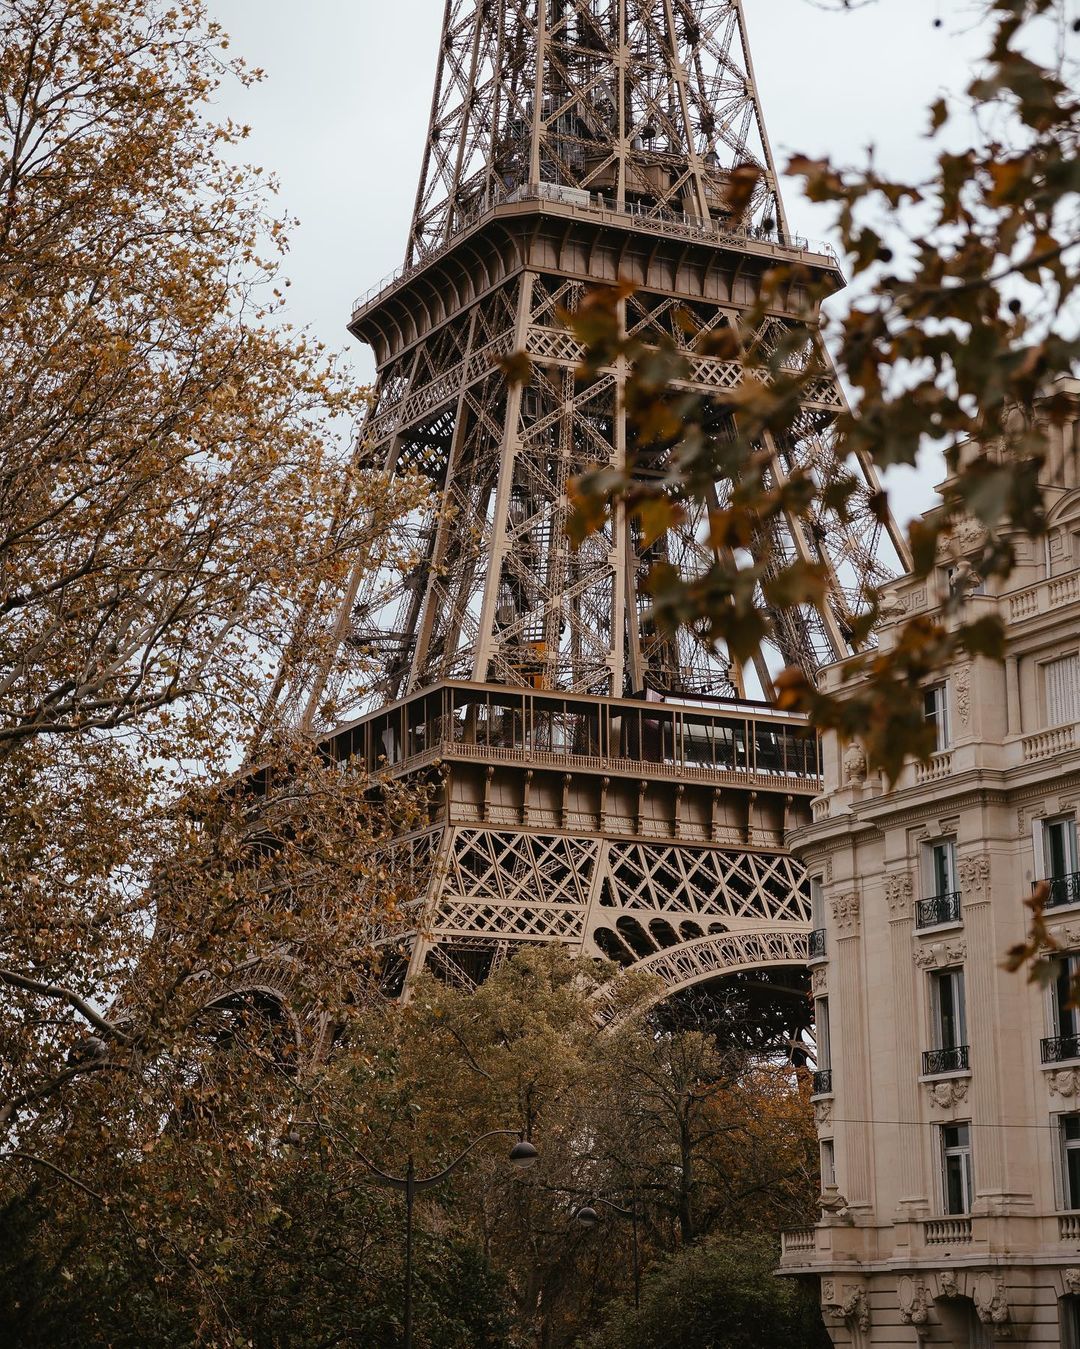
[1054,955,1080,1041]
[810,876,825,930]
[928,838,959,899]
[820,1138,836,1190]
[809,876,826,959]
[813,999,832,1094]
[932,968,967,1052]
[941,1122,973,1214]
[924,682,951,751]
[1046,653,1080,728]
[1062,1115,1080,1210]
[1045,817,1079,882]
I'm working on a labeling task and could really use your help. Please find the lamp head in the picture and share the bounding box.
[509,1139,539,1171]
[574,1205,600,1228]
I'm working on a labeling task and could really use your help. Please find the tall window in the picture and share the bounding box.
[932,969,967,1052]
[928,838,959,898]
[1046,653,1080,727]
[1062,1115,1080,1210]
[1046,818,1079,881]
[941,1122,973,1214]
[1053,955,1080,1046]
[821,1138,836,1190]
[811,875,825,930]
[813,999,832,1094]
[924,683,951,751]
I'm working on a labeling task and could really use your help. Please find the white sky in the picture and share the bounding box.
[205,0,1014,524]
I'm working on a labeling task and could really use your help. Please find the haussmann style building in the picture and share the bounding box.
[781,379,1080,1346]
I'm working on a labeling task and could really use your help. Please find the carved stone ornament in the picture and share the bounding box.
[843,740,868,785]
[914,940,967,969]
[1065,1269,1080,1296]
[831,892,861,935]
[927,1079,969,1110]
[973,1274,1011,1335]
[823,1284,871,1334]
[1048,1069,1080,1099]
[886,872,914,918]
[938,1270,960,1300]
[812,966,828,994]
[958,853,991,898]
[814,1098,833,1126]
[955,664,972,729]
[898,1276,932,1327]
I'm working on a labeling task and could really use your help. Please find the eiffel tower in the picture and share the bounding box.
[272,0,905,1033]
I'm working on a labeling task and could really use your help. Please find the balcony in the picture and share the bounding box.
[922,1045,970,1076]
[924,1217,973,1246]
[1060,1214,1080,1241]
[808,927,826,961]
[1044,871,1080,911]
[915,890,962,930]
[1042,1034,1080,1064]
[780,1227,817,1258]
[812,1069,833,1095]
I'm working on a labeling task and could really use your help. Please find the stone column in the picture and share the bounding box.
[833,890,872,1208]
[960,852,1006,1203]
[886,872,926,1212]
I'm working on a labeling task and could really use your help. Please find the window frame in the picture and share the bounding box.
[930,967,967,1052]
[1060,1113,1080,1212]
[940,1121,974,1216]
[1043,650,1080,729]
[820,1138,836,1191]
[923,681,951,752]
[925,837,959,901]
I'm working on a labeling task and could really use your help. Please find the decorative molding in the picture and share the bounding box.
[973,1273,1011,1335]
[822,1283,871,1335]
[958,853,991,903]
[898,1276,932,1328]
[886,872,914,920]
[843,741,868,785]
[926,1079,969,1111]
[938,1270,961,1300]
[955,665,972,729]
[1050,1069,1080,1099]
[831,892,861,937]
[914,940,967,970]
[814,1098,833,1126]
[1065,1268,1080,1296]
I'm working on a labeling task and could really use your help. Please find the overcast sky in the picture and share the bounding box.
[204,0,1026,523]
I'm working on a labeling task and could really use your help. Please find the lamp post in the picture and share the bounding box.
[353,1131,538,1349]
[573,1195,641,1310]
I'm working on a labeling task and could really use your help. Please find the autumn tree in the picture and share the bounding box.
[0,0,423,1263]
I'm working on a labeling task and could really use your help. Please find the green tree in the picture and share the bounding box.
[586,1234,831,1349]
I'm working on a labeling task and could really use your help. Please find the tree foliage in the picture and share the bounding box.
[0,0,422,1255]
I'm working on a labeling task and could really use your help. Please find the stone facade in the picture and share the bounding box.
[781,379,1080,1344]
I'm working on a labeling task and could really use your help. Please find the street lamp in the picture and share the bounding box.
[354,1130,538,1349]
[573,1195,641,1310]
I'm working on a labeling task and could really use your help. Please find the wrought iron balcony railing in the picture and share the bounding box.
[1043,871,1080,910]
[808,928,826,961]
[915,890,962,930]
[812,1069,833,1095]
[922,1045,970,1076]
[1042,1034,1080,1064]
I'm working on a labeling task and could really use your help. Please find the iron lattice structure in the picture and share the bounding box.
[271,1,903,1022]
